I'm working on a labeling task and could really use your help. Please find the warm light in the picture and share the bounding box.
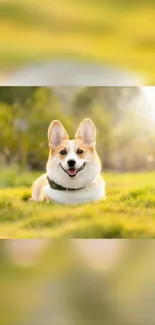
[141,87,155,120]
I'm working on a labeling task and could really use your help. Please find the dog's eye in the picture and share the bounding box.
[77,148,84,155]
[60,149,67,155]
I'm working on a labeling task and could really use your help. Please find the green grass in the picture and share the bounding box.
[1,166,155,238]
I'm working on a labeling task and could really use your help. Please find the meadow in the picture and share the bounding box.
[0,166,155,238]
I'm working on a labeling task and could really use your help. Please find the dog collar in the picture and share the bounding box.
[47,176,85,191]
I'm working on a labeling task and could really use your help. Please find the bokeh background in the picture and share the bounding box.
[1,239,155,325]
[0,86,155,173]
[0,0,155,84]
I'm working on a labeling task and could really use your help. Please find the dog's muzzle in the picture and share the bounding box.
[60,162,86,177]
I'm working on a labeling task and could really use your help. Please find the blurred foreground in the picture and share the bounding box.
[2,60,143,86]
[0,0,155,84]
[1,239,155,325]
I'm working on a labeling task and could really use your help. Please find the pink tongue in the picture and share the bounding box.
[68,169,77,176]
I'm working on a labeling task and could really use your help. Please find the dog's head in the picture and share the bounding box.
[46,119,101,189]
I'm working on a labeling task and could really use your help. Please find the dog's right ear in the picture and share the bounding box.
[75,119,96,146]
[48,120,69,147]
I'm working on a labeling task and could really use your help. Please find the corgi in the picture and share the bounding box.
[31,119,105,205]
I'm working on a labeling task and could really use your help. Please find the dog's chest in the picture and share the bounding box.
[44,178,105,205]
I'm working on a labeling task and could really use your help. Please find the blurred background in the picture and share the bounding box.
[0,0,155,85]
[0,86,155,176]
[1,239,155,325]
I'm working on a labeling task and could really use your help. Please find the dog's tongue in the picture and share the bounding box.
[68,168,77,176]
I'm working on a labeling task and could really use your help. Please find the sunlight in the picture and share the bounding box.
[141,87,155,120]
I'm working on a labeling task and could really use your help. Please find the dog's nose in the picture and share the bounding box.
[68,160,76,167]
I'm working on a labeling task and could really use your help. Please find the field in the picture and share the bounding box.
[0,166,155,238]
[0,0,155,83]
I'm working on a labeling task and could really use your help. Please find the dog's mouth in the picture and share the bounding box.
[60,163,86,177]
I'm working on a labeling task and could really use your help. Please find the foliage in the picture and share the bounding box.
[0,86,155,171]
[0,87,74,168]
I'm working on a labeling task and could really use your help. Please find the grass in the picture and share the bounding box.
[0,0,155,83]
[1,166,155,238]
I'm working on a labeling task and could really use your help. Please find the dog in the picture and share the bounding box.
[31,119,105,204]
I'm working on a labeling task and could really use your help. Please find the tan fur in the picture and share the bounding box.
[49,140,70,158]
[31,173,48,201]
[31,119,105,204]
[50,138,96,159]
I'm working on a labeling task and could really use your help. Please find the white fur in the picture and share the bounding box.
[44,176,105,205]
[46,140,101,190]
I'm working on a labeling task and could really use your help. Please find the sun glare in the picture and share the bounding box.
[141,87,155,120]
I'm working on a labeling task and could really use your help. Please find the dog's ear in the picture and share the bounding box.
[75,119,96,146]
[48,120,69,147]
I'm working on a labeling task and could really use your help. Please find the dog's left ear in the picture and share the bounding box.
[48,120,69,147]
[75,119,96,146]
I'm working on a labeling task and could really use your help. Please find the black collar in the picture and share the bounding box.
[47,176,85,191]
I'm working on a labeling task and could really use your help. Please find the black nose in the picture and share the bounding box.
[68,160,76,167]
